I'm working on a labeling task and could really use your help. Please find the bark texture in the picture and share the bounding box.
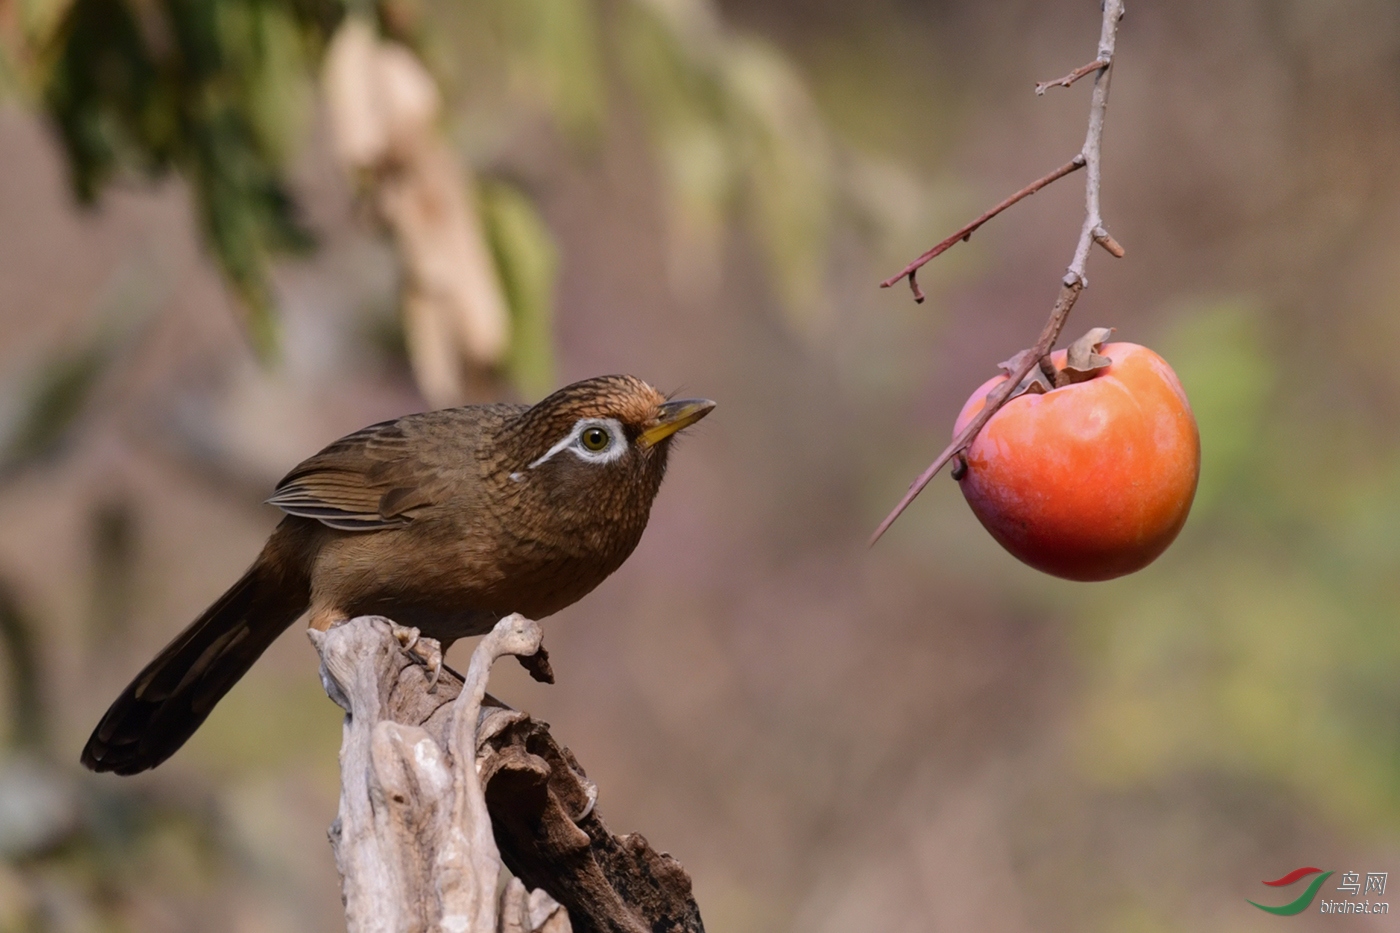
[310,615,704,933]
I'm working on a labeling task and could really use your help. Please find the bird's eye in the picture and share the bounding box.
[580,426,611,452]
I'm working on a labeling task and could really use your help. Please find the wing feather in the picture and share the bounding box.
[267,419,438,530]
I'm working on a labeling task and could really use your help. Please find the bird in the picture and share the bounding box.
[81,374,714,775]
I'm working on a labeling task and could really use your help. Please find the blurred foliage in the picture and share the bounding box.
[0,752,234,933]
[0,578,236,933]
[1158,304,1275,517]
[0,268,153,481]
[481,179,559,401]
[442,0,856,334]
[40,0,337,357]
[4,0,861,388]
[1075,300,1400,839]
[86,496,139,647]
[0,338,110,479]
[619,0,833,325]
[0,584,44,751]
[491,0,606,145]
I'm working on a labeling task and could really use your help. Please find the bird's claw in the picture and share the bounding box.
[390,622,444,691]
[392,623,419,652]
[574,778,598,823]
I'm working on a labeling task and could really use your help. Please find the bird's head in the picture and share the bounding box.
[499,375,714,548]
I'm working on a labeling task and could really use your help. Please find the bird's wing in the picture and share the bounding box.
[267,417,457,531]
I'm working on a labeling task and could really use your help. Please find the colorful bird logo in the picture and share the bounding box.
[1248,867,1334,916]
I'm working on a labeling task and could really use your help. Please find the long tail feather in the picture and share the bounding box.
[81,549,310,775]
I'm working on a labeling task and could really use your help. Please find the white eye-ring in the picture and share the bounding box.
[528,417,628,469]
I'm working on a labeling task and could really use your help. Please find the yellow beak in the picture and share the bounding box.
[637,398,716,448]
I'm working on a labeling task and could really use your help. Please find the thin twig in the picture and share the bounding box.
[1035,58,1108,95]
[1092,226,1125,257]
[869,281,1083,545]
[880,157,1085,301]
[871,0,1125,545]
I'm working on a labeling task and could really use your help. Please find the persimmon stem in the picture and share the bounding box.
[870,0,1124,546]
[869,280,1085,546]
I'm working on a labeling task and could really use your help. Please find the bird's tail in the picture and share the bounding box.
[81,539,311,775]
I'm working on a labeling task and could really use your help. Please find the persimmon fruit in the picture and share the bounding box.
[952,339,1199,581]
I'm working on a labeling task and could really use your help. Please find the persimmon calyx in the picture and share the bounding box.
[997,349,1054,398]
[991,326,1116,404]
[1056,326,1115,387]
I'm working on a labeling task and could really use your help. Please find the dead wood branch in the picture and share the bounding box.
[311,615,704,933]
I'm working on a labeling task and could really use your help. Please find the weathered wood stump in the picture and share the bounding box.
[310,615,705,933]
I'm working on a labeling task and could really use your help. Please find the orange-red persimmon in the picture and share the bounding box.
[952,342,1200,581]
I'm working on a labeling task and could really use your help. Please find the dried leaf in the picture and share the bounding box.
[1058,326,1115,386]
[997,348,1035,377]
[323,17,441,170]
[996,349,1053,399]
[325,19,508,405]
[1018,370,1053,395]
[401,288,468,410]
[323,18,391,168]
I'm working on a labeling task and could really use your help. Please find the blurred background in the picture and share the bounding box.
[1,0,1398,930]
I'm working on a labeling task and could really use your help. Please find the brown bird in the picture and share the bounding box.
[82,375,714,775]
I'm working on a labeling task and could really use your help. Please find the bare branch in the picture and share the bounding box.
[869,281,1084,545]
[871,0,1125,545]
[880,156,1085,301]
[1066,1,1124,287]
[1035,58,1109,95]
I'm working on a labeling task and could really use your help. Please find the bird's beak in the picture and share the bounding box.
[638,398,716,448]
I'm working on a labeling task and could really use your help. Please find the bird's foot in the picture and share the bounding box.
[574,777,598,823]
[390,622,444,691]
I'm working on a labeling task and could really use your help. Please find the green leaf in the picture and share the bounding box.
[41,0,338,360]
[481,180,558,400]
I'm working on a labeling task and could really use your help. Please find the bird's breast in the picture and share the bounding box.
[307,511,639,642]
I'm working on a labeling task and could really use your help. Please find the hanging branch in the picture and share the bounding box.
[871,0,1127,546]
